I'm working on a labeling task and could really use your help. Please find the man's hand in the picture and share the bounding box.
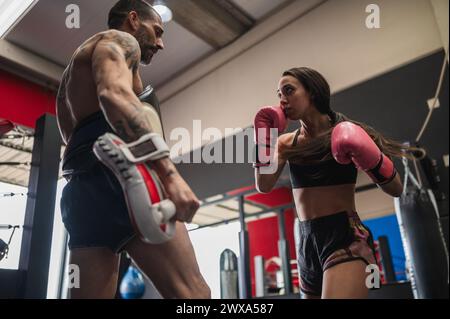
[152,157,200,223]
[162,173,200,223]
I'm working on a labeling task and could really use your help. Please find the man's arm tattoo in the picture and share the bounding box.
[111,33,140,70]
[113,105,157,142]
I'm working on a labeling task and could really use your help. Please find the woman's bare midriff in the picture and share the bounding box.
[292,183,356,221]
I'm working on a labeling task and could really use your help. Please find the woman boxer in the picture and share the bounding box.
[254,67,418,299]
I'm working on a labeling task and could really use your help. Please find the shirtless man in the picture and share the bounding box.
[57,0,210,299]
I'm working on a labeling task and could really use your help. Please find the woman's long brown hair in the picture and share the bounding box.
[280,67,423,164]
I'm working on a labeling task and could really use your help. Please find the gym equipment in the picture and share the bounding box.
[220,249,239,299]
[237,196,252,299]
[119,265,146,299]
[93,133,176,244]
[394,157,449,298]
[254,255,265,297]
[277,209,293,295]
[377,236,396,283]
[0,225,19,262]
[0,119,14,137]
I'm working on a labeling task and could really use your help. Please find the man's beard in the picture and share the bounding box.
[140,48,153,65]
[136,28,157,65]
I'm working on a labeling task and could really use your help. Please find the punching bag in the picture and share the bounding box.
[394,187,449,299]
[119,265,146,299]
[220,249,239,299]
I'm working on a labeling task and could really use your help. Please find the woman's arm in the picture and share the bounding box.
[331,122,402,198]
[379,172,403,197]
[253,106,288,193]
[255,135,289,193]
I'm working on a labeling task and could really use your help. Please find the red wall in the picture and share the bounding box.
[0,69,56,128]
[245,187,298,296]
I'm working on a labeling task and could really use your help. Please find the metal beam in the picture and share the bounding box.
[237,195,251,299]
[194,181,377,231]
[18,114,62,298]
[199,186,258,208]
[192,203,295,231]
[213,0,254,28]
[277,209,293,295]
[0,39,63,88]
[199,181,291,208]
[0,140,33,153]
[164,0,253,49]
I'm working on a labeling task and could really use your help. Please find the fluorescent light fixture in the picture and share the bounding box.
[204,194,225,203]
[186,223,199,231]
[153,0,172,23]
[0,0,38,38]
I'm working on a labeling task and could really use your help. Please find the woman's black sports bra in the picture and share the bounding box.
[288,128,357,188]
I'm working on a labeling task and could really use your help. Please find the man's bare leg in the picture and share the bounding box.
[68,247,120,299]
[124,222,211,299]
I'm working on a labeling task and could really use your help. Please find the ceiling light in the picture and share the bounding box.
[153,0,173,23]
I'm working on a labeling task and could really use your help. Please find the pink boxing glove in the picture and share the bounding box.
[254,106,287,167]
[254,106,287,145]
[331,121,396,185]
